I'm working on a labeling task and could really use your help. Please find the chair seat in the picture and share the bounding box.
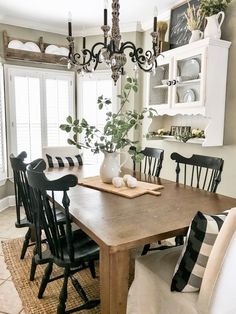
[53,229,99,268]
[127,246,198,314]
[55,208,66,224]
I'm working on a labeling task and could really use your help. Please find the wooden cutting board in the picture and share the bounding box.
[78,176,164,198]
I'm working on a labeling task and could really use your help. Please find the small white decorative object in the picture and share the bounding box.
[123,174,132,184]
[24,42,41,52]
[112,177,124,188]
[204,11,225,39]
[8,40,23,49]
[45,44,69,56]
[126,177,138,188]
[100,151,128,183]
[189,30,204,43]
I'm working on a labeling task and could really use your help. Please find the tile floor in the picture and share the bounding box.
[0,207,26,314]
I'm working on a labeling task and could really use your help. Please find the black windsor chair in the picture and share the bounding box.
[27,159,100,313]
[132,147,164,177]
[170,152,224,246]
[141,152,224,255]
[131,147,165,256]
[10,152,66,281]
[171,152,224,193]
[10,152,34,260]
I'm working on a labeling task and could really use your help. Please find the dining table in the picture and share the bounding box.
[47,165,236,314]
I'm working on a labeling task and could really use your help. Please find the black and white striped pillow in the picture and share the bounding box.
[46,153,83,168]
[171,211,228,292]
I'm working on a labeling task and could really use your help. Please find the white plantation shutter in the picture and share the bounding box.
[6,66,74,162]
[45,75,73,147]
[14,76,42,161]
[0,64,6,179]
[78,71,118,165]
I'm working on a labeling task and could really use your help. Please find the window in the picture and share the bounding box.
[0,64,7,180]
[6,66,74,161]
[78,71,118,164]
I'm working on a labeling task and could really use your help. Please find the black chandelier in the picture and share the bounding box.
[66,0,159,84]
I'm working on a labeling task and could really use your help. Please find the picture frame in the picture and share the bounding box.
[169,0,200,49]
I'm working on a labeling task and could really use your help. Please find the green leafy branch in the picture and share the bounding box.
[60,77,156,156]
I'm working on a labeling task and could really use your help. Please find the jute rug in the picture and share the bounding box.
[2,238,170,313]
[2,238,101,314]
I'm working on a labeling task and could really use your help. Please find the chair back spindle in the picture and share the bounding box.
[171,153,224,192]
[133,147,164,177]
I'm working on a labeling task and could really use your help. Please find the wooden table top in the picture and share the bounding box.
[47,166,236,251]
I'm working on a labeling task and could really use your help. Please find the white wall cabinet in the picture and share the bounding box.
[147,38,231,146]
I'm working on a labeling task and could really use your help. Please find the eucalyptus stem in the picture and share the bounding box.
[59,77,156,158]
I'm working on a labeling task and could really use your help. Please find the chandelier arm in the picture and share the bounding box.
[120,42,157,69]
[137,62,153,72]
[82,42,107,73]
[69,42,106,70]
[90,41,106,60]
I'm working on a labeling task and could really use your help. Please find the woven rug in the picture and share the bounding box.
[2,238,100,314]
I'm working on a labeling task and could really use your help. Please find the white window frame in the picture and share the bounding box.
[77,70,120,121]
[0,63,7,184]
[4,65,75,164]
[77,70,120,164]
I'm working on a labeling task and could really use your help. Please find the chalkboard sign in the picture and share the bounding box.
[169,0,200,49]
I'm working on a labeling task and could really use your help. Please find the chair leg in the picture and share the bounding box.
[59,224,65,236]
[141,244,151,256]
[88,260,96,278]
[175,235,184,246]
[20,228,31,259]
[68,275,100,313]
[57,267,70,314]
[30,256,37,281]
[38,262,53,299]
[70,275,88,303]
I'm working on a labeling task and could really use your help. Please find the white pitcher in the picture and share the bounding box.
[100,151,128,183]
[189,30,204,43]
[204,11,225,39]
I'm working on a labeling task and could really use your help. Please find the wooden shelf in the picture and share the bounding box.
[153,78,201,89]
[3,31,67,65]
[177,78,201,85]
[153,85,169,89]
[147,135,205,145]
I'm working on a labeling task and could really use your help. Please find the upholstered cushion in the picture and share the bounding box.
[171,211,228,293]
[46,153,83,168]
[127,247,198,314]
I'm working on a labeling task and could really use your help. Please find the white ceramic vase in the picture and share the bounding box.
[189,30,204,43]
[100,151,127,183]
[204,11,225,39]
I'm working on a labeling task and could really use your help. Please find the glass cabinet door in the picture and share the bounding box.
[149,57,172,109]
[171,48,206,108]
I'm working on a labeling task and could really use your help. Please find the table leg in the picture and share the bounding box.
[100,247,130,314]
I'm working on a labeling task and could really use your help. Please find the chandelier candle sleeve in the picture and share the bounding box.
[104,0,108,25]
[83,37,86,63]
[153,6,158,32]
[68,11,72,37]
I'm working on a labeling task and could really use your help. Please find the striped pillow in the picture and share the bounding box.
[171,211,228,292]
[46,153,83,168]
